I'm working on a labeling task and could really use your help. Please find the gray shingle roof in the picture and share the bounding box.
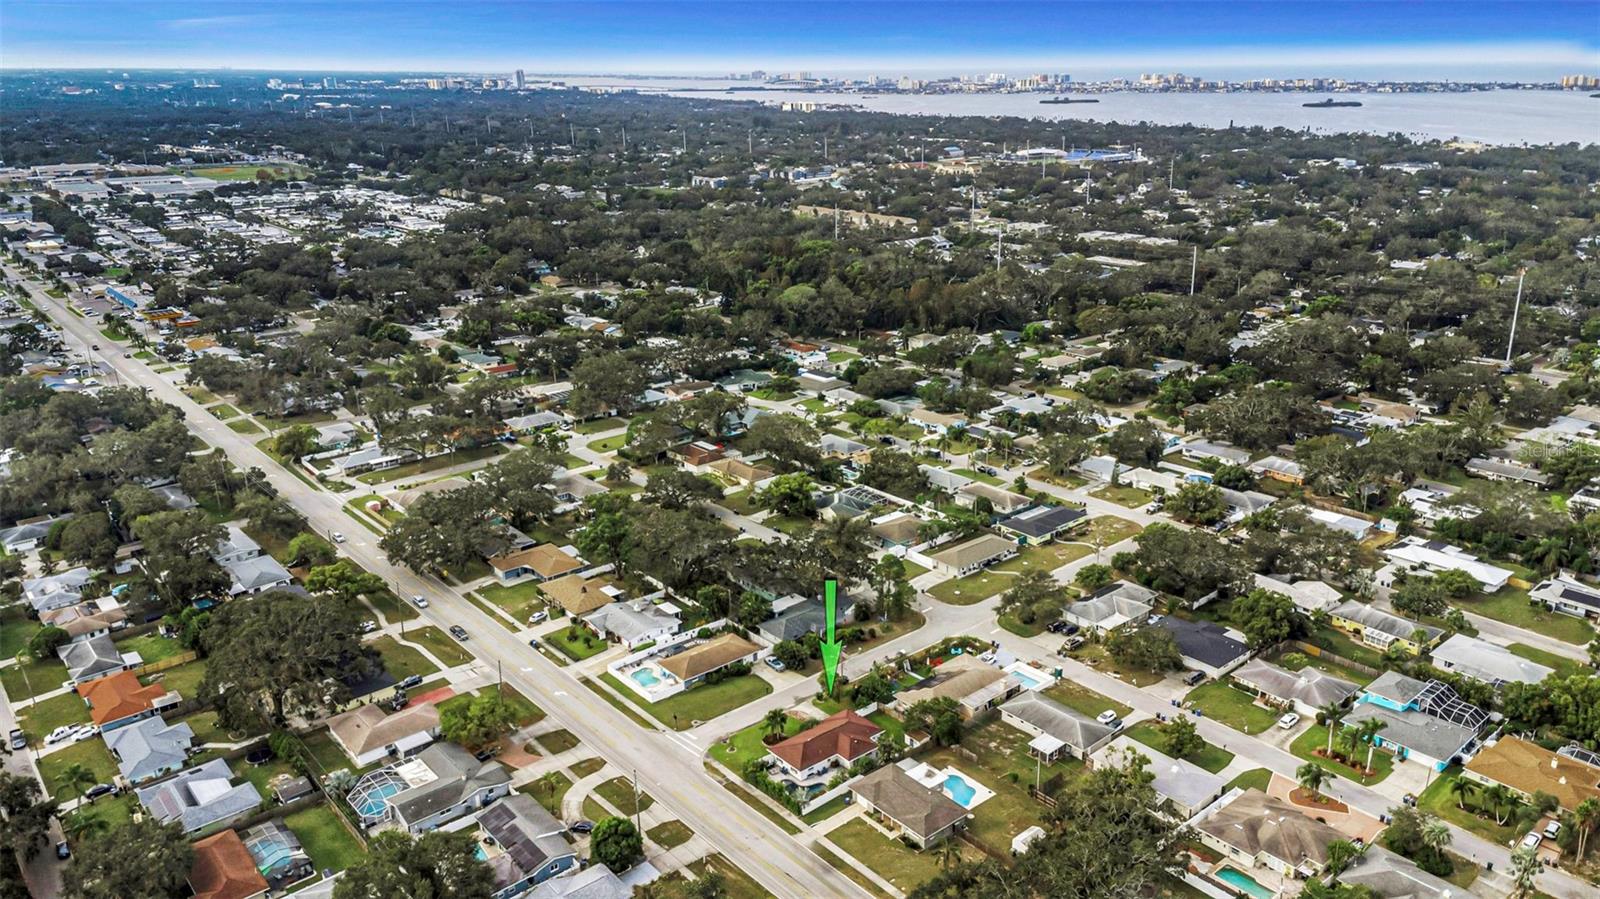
[104,717,194,782]
[135,757,262,832]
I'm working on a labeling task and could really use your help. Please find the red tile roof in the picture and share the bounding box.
[79,670,168,726]
[768,709,882,771]
[189,830,268,899]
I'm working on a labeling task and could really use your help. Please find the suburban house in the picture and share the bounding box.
[1230,659,1360,717]
[327,701,442,768]
[223,555,294,596]
[1192,789,1346,878]
[1060,581,1157,635]
[1465,456,1550,486]
[1529,572,1600,620]
[1329,600,1443,656]
[999,692,1118,762]
[1,514,72,554]
[213,525,263,565]
[1339,846,1482,899]
[755,592,855,644]
[38,598,127,643]
[1429,634,1552,688]
[347,742,512,833]
[79,669,181,731]
[1248,455,1306,485]
[868,511,924,549]
[1379,537,1512,593]
[1154,617,1252,678]
[995,505,1087,545]
[475,794,580,898]
[59,633,141,684]
[927,533,1018,577]
[1464,737,1600,814]
[540,571,623,617]
[241,821,314,889]
[136,758,264,833]
[523,865,630,899]
[583,600,681,649]
[955,482,1031,514]
[104,716,195,784]
[187,829,269,899]
[1251,573,1342,615]
[1180,440,1251,467]
[765,709,883,786]
[1090,736,1226,820]
[488,544,585,585]
[705,457,776,489]
[820,434,872,464]
[894,655,1018,719]
[1305,507,1374,541]
[849,763,970,848]
[1344,672,1488,772]
[22,566,94,614]
[658,633,762,688]
[672,440,726,467]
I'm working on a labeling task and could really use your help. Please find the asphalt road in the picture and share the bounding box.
[6,265,869,899]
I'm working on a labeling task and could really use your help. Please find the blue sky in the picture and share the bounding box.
[2,1,1596,79]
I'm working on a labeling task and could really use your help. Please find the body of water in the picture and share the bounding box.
[554,76,1599,146]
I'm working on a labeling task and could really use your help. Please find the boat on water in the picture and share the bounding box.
[1303,97,1363,108]
[1040,97,1099,105]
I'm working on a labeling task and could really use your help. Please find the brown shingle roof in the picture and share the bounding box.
[1196,790,1343,869]
[488,543,583,579]
[895,655,1007,707]
[768,710,882,771]
[1466,737,1600,812]
[327,702,440,758]
[188,830,268,899]
[849,764,968,841]
[658,633,760,681]
[540,573,616,616]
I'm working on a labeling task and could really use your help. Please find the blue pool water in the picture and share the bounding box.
[1012,671,1043,690]
[1215,867,1275,899]
[942,774,978,808]
[474,844,489,861]
[630,668,662,687]
[352,782,402,818]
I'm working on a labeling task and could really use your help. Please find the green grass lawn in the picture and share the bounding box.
[929,541,1093,605]
[587,434,626,454]
[1271,648,1376,687]
[1505,643,1587,677]
[535,728,580,755]
[363,589,418,623]
[548,625,609,661]
[117,632,184,664]
[0,605,42,658]
[710,715,804,773]
[518,771,573,817]
[1044,679,1133,719]
[405,625,473,667]
[1463,588,1598,644]
[1415,768,1523,846]
[211,404,240,420]
[226,417,264,434]
[574,417,626,435]
[648,819,694,850]
[1090,484,1154,508]
[827,818,978,893]
[284,803,366,873]
[1184,680,1282,735]
[17,692,92,744]
[579,676,657,730]
[176,710,235,745]
[1224,767,1273,793]
[1290,725,1395,785]
[1309,626,1390,671]
[142,657,207,698]
[371,635,441,680]
[38,740,119,797]
[1124,722,1235,773]
[766,515,817,537]
[438,686,545,729]
[356,444,505,485]
[189,163,311,181]
[603,672,772,730]
[0,656,69,700]
[952,467,1003,486]
[595,775,655,815]
[1084,515,1145,546]
[914,718,1077,852]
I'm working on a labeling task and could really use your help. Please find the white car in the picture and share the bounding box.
[1278,713,1301,729]
[330,532,346,544]
[412,595,429,609]
[1096,710,1120,726]
[1520,831,1542,851]
[528,610,547,624]
[70,724,99,742]
[44,725,76,745]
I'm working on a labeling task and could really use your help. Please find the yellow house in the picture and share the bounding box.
[1329,600,1443,657]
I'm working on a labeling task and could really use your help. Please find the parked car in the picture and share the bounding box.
[527,638,540,649]
[411,595,429,608]
[1181,670,1207,686]
[55,841,70,860]
[44,725,76,746]
[358,620,379,634]
[1060,636,1086,652]
[764,656,786,672]
[569,821,594,834]
[1148,614,1165,625]
[84,783,115,801]
[330,532,346,544]
[8,729,24,750]
[528,610,547,624]
[1277,713,1301,730]
[449,625,469,640]
[1520,831,1542,851]
[1096,710,1120,726]
[1545,820,1562,840]
[398,674,424,690]
[70,724,99,742]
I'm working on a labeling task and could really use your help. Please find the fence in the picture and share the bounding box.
[135,649,199,676]
[1288,640,1382,678]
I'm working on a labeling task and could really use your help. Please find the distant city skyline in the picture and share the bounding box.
[1,0,1596,80]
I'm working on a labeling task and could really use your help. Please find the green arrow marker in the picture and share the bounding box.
[820,578,842,695]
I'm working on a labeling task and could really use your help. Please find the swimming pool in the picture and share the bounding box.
[942,773,978,807]
[630,668,662,687]
[1012,671,1043,689]
[351,780,403,819]
[1214,867,1275,899]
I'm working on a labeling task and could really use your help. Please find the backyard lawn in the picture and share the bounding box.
[1044,679,1133,720]
[38,740,119,797]
[1290,725,1395,785]
[826,818,979,893]
[709,715,804,773]
[371,636,441,681]
[930,541,1093,605]
[17,692,91,744]
[117,632,185,665]
[284,803,366,873]
[1461,588,1597,644]
[1184,680,1282,735]
[915,719,1077,852]
[1090,484,1154,508]
[603,673,772,730]
[406,625,474,667]
[1124,722,1235,773]
[142,658,208,698]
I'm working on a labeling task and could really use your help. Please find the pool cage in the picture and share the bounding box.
[1414,680,1489,731]
[347,768,409,825]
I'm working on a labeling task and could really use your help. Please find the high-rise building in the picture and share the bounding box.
[1560,74,1599,89]
[514,69,526,90]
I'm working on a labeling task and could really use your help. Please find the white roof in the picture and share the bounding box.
[1383,538,1511,591]
[1430,634,1553,686]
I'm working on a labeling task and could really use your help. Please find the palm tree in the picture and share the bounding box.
[61,811,108,843]
[1323,839,1363,877]
[1508,845,1540,898]
[53,763,96,803]
[1420,816,1451,857]
[762,708,790,742]
[1318,703,1347,758]
[1297,762,1329,798]
[1355,719,1386,776]
[1447,776,1475,811]
[933,839,962,872]
[1484,784,1513,826]
[1575,797,1600,861]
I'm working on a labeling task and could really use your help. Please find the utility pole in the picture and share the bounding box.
[1189,245,1198,296]
[1505,268,1526,364]
[748,130,753,157]
[632,769,642,835]
[621,124,627,153]
[1169,157,1175,191]
[823,133,828,160]
[834,207,840,240]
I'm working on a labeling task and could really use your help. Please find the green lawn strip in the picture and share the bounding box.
[1290,725,1395,785]
[477,579,549,624]
[704,762,800,835]
[0,605,42,658]
[405,625,473,667]
[1184,679,1282,735]
[601,672,771,731]
[1044,679,1133,720]
[17,691,92,744]
[929,541,1092,604]
[0,656,70,700]
[38,740,119,797]
[594,776,654,816]
[355,444,505,485]
[517,771,573,817]
[801,795,852,825]
[570,757,606,779]
[1223,767,1273,793]
[1461,587,1597,644]
[363,589,419,623]
[827,818,977,893]
[1505,643,1588,677]
[535,728,580,755]
[811,842,894,899]
[587,435,626,454]
[185,386,219,404]
[117,632,184,664]
[581,796,609,822]
[370,635,441,680]
[1090,484,1154,508]
[460,590,520,633]
[710,715,804,773]
[898,559,930,580]
[1415,768,1524,846]
[438,686,545,728]
[574,418,625,435]
[579,676,657,730]
[211,404,240,420]
[1123,722,1234,773]
[284,803,367,872]
[647,819,694,850]
[549,624,609,661]
[998,612,1046,637]
[687,854,771,899]
[952,467,1003,486]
